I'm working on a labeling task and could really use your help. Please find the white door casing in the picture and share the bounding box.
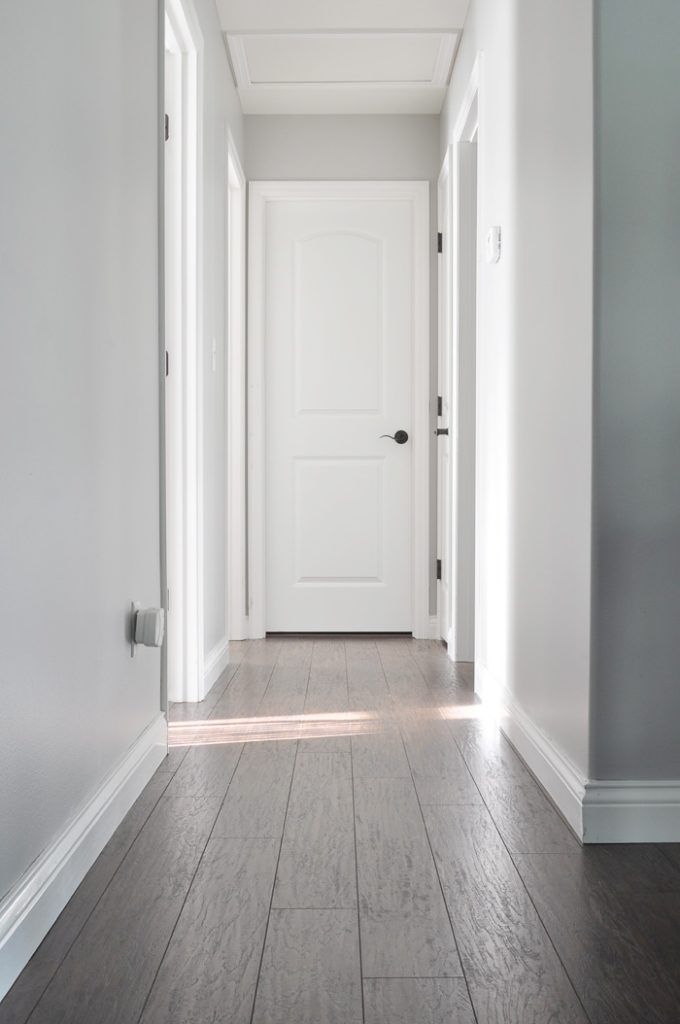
[248,181,429,636]
[437,149,453,644]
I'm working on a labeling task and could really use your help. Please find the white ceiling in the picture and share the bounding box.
[218,0,469,116]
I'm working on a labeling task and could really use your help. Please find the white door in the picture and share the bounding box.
[260,184,426,633]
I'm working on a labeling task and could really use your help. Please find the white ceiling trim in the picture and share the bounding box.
[235,84,449,116]
[217,0,470,34]
[226,31,458,116]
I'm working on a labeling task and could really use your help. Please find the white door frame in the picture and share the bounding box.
[226,131,248,641]
[449,54,481,663]
[247,180,430,638]
[437,146,453,646]
[164,0,205,702]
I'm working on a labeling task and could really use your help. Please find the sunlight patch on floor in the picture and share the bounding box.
[167,703,487,746]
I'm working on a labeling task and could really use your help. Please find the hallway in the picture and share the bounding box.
[3,638,680,1024]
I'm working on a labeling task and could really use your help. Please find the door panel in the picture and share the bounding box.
[264,193,415,632]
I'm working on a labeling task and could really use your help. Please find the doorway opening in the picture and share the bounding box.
[164,0,204,702]
[438,58,480,662]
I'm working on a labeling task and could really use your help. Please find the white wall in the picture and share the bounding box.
[441,0,594,780]
[0,0,161,902]
[592,0,680,781]
[194,0,244,666]
[246,114,441,613]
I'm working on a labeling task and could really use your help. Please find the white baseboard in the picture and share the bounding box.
[475,662,586,838]
[0,713,167,1001]
[475,663,680,844]
[583,780,680,843]
[202,637,230,698]
[427,615,441,640]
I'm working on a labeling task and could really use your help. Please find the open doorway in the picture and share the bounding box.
[438,60,479,662]
[164,0,204,702]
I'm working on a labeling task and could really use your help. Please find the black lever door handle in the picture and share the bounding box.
[380,430,409,445]
[434,428,449,436]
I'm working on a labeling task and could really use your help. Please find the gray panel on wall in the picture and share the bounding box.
[593,0,680,778]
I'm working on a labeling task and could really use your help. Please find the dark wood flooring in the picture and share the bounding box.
[2,638,680,1023]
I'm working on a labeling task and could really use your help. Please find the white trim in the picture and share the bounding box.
[247,180,430,639]
[427,615,441,640]
[436,146,453,646]
[226,131,248,642]
[225,31,458,116]
[0,714,167,1001]
[447,53,481,664]
[475,662,586,838]
[476,663,680,843]
[583,782,680,844]
[203,636,230,693]
[164,0,205,703]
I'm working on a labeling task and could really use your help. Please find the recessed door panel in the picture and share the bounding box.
[296,233,383,415]
[294,458,383,583]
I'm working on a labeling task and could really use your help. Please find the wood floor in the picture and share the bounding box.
[3,638,680,1023]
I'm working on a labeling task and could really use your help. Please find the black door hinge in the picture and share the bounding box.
[436,558,442,581]
[437,395,443,416]
[437,231,443,254]
[164,113,170,141]
[165,350,169,377]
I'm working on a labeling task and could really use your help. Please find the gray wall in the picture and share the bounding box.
[592,0,680,778]
[245,114,441,612]
[0,0,161,901]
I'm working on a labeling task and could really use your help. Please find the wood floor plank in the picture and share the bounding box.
[303,639,348,714]
[376,641,433,707]
[360,906,462,979]
[274,637,314,669]
[423,803,588,1024]
[0,774,172,1024]
[400,718,481,806]
[209,663,275,719]
[166,741,243,803]
[140,837,280,1024]
[212,740,297,838]
[346,640,394,714]
[297,732,352,753]
[351,727,411,779]
[252,909,363,1024]
[273,752,356,909]
[515,850,680,1024]
[659,844,680,876]
[242,638,283,665]
[354,776,426,840]
[28,794,222,1024]
[363,978,476,1024]
[354,778,461,978]
[257,665,310,718]
[448,718,578,853]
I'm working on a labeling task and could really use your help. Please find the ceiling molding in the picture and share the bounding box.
[226,30,459,116]
[217,0,469,34]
